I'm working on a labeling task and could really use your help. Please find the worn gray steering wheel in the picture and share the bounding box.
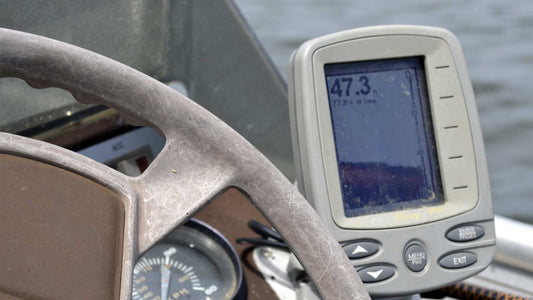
[0,28,369,300]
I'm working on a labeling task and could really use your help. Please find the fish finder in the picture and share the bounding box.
[288,26,495,296]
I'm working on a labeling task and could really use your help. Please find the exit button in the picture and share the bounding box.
[439,252,478,269]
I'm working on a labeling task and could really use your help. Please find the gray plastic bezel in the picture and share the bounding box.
[315,35,477,229]
[289,25,495,296]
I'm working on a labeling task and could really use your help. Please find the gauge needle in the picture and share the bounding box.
[161,265,171,300]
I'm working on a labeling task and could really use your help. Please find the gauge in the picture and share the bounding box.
[132,219,246,300]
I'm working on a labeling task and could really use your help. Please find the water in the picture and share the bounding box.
[234,0,533,222]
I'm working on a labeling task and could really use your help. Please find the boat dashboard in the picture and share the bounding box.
[0,1,532,300]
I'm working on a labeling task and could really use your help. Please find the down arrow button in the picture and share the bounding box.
[357,265,395,283]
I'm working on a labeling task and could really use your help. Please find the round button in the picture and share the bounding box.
[404,243,427,272]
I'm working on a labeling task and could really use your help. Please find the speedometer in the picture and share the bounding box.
[132,219,246,300]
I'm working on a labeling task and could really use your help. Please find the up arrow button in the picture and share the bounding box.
[342,241,380,259]
[352,245,368,255]
[357,265,395,283]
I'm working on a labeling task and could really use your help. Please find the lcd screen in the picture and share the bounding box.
[324,57,444,217]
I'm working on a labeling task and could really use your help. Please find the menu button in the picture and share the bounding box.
[404,244,427,272]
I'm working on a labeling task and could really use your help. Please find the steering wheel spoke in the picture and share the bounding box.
[133,146,237,253]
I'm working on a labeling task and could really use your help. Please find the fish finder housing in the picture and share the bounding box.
[288,26,495,296]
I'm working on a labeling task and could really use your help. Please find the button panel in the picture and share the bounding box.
[404,244,427,272]
[342,241,379,259]
[357,265,395,283]
[439,252,478,269]
[446,225,485,242]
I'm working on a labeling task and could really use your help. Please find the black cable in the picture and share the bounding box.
[247,220,284,243]
[236,237,289,250]
[236,219,289,250]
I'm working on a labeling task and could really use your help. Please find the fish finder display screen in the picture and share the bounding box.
[325,57,444,217]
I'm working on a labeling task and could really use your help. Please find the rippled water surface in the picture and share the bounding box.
[234,0,533,222]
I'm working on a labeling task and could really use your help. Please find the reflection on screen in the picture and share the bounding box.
[325,57,444,217]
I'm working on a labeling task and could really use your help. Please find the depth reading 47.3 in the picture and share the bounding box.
[330,76,371,97]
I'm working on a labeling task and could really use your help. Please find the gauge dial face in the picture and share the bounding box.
[132,221,241,300]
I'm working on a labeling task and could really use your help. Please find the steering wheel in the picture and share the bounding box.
[0,28,369,300]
